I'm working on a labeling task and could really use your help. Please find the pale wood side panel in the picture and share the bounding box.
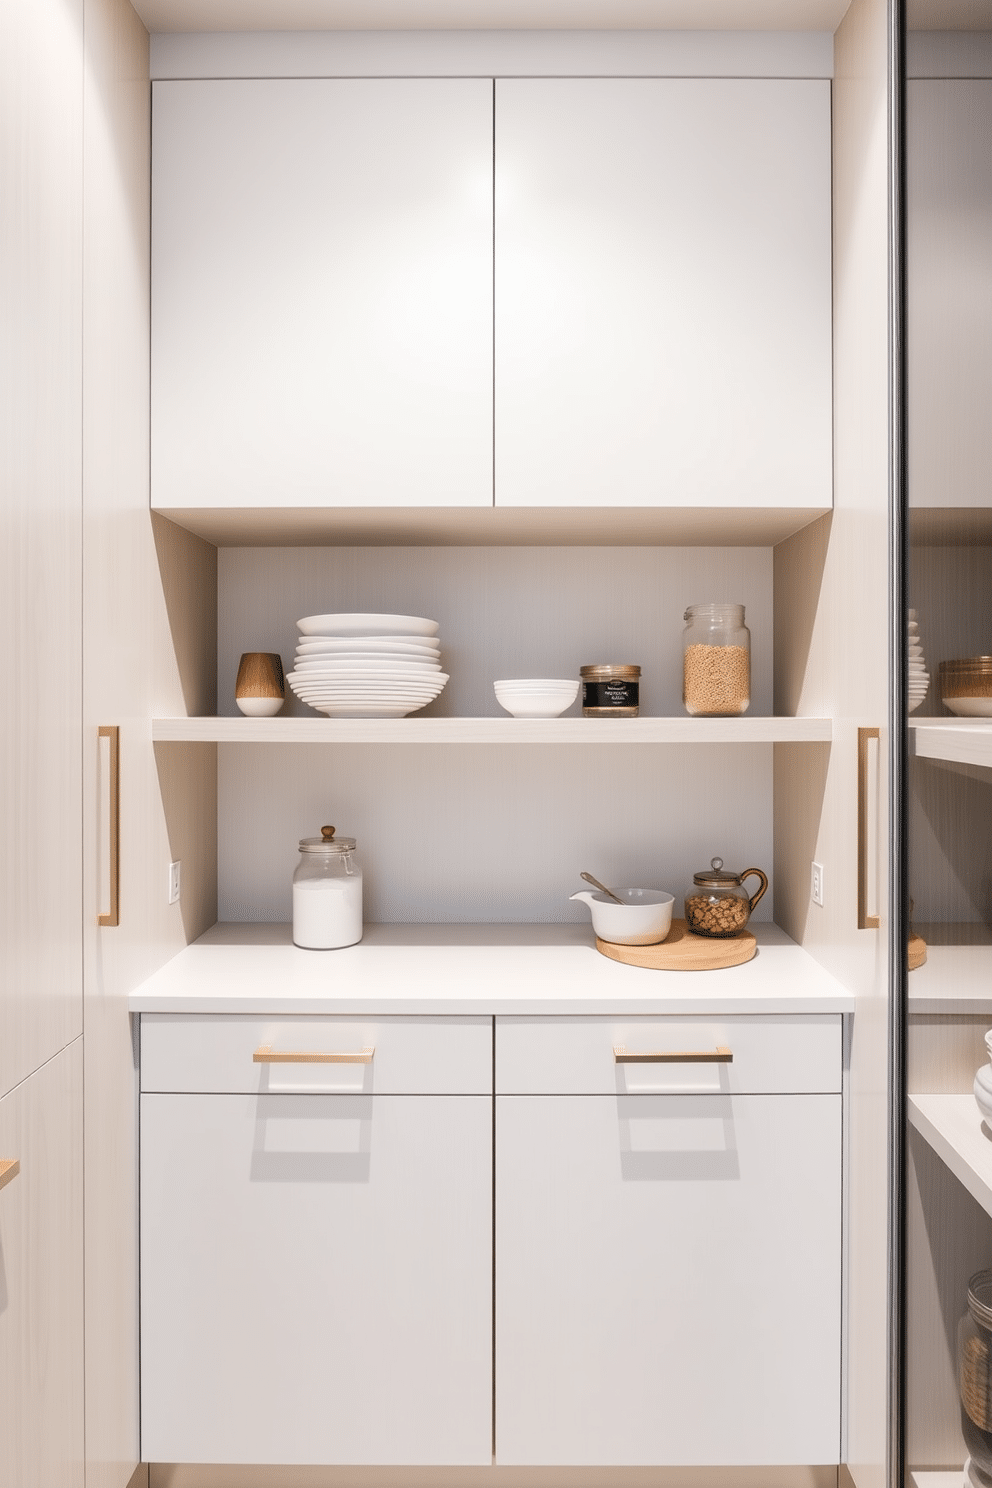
[0,1040,85,1488]
[80,4,215,1485]
[773,1,895,1484]
[0,0,84,1099]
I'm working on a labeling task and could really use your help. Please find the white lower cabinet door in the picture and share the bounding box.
[495,1092,841,1466]
[140,1091,492,1465]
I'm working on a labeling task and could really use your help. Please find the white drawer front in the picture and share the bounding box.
[140,1014,492,1095]
[496,1015,841,1095]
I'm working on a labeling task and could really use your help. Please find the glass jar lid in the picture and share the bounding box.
[692,857,742,887]
[684,603,746,623]
[580,664,641,679]
[298,825,357,854]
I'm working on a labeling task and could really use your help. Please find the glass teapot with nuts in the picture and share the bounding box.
[684,857,768,939]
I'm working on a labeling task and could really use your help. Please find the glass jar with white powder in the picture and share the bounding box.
[292,826,363,949]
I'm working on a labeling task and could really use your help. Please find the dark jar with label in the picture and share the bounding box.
[580,664,641,717]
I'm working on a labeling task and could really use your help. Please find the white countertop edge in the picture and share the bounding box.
[128,921,856,1016]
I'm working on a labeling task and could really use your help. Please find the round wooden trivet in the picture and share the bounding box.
[908,933,927,972]
[595,918,756,971]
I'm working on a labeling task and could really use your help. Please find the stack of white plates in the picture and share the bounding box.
[287,613,448,718]
[908,610,929,713]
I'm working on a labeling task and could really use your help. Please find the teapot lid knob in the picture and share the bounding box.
[321,825,336,841]
[711,857,723,871]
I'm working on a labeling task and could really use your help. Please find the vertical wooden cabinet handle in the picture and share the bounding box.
[98,726,120,927]
[0,1159,20,1192]
[858,726,880,930]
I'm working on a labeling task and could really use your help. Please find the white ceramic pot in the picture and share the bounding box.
[569,888,675,946]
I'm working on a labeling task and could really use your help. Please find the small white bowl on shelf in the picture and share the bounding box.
[494,679,579,719]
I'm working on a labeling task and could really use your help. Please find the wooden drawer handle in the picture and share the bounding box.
[98,725,120,927]
[613,1045,733,1064]
[253,1044,374,1065]
[0,1159,20,1192]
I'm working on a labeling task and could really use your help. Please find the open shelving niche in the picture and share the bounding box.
[148,503,847,997]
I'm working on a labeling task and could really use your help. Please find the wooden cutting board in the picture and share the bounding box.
[596,918,756,971]
[908,933,927,971]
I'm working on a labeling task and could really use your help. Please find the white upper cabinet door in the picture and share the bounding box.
[152,79,494,510]
[495,79,832,510]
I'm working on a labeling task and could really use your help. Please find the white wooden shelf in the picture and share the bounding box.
[911,719,992,771]
[908,1472,966,1488]
[152,715,832,745]
[908,1094,992,1222]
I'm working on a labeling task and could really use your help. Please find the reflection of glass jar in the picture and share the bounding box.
[292,826,363,949]
[960,1271,992,1481]
[684,858,768,939]
[682,603,751,716]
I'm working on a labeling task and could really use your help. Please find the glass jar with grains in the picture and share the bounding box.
[684,858,768,939]
[682,603,750,716]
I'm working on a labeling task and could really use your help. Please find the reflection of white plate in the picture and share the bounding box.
[296,636,440,654]
[297,613,439,637]
[944,697,992,716]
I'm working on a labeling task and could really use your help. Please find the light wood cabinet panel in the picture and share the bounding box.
[152,78,494,512]
[140,1088,493,1465]
[0,0,83,1100]
[495,1089,841,1466]
[494,78,832,511]
[0,1040,84,1488]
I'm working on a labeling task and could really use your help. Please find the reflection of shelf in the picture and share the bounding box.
[908,1473,966,1488]
[152,716,833,745]
[909,926,992,1013]
[911,719,992,771]
[909,1095,992,1222]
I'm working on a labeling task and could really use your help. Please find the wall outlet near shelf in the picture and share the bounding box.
[169,861,181,905]
[811,861,824,908]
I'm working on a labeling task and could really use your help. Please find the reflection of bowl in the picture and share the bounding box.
[975,1063,992,1126]
[570,888,675,946]
[940,658,992,715]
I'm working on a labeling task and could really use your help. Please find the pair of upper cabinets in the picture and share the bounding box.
[152,77,832,515]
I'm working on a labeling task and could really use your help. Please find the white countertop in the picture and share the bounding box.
[128,921,855,1016]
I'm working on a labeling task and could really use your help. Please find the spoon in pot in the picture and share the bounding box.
[579,871,625,905]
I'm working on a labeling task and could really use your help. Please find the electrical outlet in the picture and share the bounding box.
[169,861,181,905]
[811,861,824,907]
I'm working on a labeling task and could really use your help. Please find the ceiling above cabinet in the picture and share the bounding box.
[130,0,855,35]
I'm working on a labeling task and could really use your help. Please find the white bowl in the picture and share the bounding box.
[569,888,675,946]
[494,680,579,718]
[494,679,578,690]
